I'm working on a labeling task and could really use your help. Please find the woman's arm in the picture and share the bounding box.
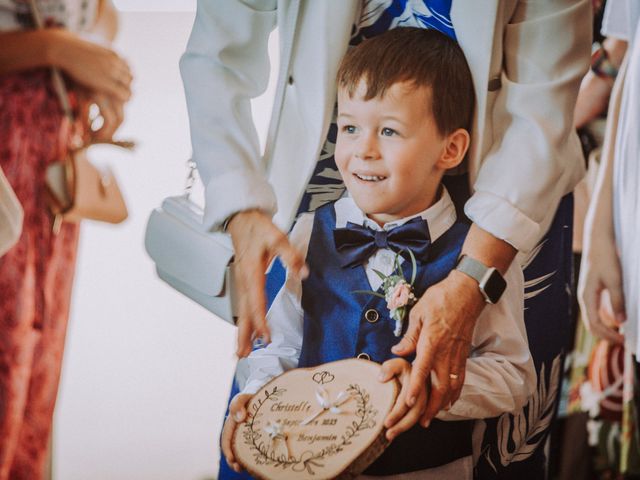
[90,0,119,43]
[578,53,628,345]
[0,28,131,102]
[574,37,628,129]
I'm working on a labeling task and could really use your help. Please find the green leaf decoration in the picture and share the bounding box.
[372,269,387,281]
[352,289,386,299]
[394,253,404,279]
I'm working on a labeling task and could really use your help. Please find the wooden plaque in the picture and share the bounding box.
[232,358,399,480]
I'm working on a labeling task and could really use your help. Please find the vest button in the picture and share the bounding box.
[357,352,371,361]
[364,309,379,323]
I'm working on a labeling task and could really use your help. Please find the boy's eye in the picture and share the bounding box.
[342,125,357,134]
[381,127,397,137]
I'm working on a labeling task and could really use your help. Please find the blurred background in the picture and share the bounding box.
[52,2,278,478]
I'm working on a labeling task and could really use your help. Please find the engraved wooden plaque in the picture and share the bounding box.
[232,358,399,480]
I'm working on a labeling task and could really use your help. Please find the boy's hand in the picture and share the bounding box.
[379,358,428,441]
[221,393,253,472]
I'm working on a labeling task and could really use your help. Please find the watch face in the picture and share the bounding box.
[482,270,507,304]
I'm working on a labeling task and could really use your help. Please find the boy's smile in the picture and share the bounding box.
[335,80,451,226]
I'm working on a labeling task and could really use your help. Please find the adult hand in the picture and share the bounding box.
[227,210,308,358]
[50,29,132,102]
[578,232,625,345]
[391,270,484,426]
[220,393,252,473]
[88,92,126,142]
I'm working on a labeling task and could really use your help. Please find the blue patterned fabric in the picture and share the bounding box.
[474,194,574,479]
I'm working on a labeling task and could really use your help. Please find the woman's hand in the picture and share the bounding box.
[391,270,483,427]
[48,29,132,102]
[379,358,428,441]
[86,92,126,142]
[578,225,625,345]
[227,210,308,358]
[221,393,253,473]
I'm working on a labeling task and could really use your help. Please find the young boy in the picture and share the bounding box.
[222,27,536,479]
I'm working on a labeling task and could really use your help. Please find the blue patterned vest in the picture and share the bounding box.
[299,202,473,474]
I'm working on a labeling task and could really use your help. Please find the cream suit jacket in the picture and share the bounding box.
[180,0,591,253]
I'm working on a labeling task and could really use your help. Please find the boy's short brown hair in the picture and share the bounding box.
[337,27,475,136]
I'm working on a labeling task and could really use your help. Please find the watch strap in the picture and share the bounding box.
[455,255,487,284]
[455,255,506,304]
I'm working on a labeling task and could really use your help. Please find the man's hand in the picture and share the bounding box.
[391,270,484,426]
[221,393,253,473]
[227,210,308,357]
[379,358,428,441]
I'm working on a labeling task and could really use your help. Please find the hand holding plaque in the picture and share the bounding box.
[230,359,399,480]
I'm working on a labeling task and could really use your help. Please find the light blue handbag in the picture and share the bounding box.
[144,161,237,324]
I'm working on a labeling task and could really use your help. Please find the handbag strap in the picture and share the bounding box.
[28,0,75,124]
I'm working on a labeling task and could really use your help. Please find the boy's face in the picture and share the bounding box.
[335,81,449,225]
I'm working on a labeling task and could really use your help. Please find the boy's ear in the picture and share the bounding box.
[437,128,470,170]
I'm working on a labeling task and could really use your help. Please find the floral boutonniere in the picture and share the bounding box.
[355,250,418,337]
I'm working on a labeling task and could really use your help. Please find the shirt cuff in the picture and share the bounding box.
[202,169,278,231]
[241,378,271,396]
[464,191,541,253]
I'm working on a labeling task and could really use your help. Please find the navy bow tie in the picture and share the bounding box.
[333,217,431,268]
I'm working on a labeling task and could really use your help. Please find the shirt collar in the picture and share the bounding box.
[334,187,457,243]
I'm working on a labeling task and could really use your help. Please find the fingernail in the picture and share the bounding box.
[391,345,401,353]
[422,419,430,428]
[235,412,244,422]
[408,396,416,407]
[378,371,386,382]
[617,312,627,323]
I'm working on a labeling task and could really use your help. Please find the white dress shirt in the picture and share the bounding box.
[239,188,536,422]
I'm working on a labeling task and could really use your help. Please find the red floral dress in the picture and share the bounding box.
[0,69,81,480]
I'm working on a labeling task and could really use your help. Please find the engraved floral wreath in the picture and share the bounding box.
[241,384,378,475]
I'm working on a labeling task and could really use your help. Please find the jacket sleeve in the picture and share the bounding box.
[464,0,591,252]
[179,0,278,231]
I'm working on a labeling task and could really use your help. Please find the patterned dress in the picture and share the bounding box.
[219,1,574,478]
[0,2,96,478]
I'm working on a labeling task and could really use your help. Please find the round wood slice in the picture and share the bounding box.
[232,358,399,480]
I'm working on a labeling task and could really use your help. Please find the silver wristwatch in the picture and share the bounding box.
[455,255,507,304]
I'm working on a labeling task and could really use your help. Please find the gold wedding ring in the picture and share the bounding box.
[449,373,459,380]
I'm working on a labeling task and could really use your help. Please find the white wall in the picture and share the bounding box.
[54,10,277,480]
